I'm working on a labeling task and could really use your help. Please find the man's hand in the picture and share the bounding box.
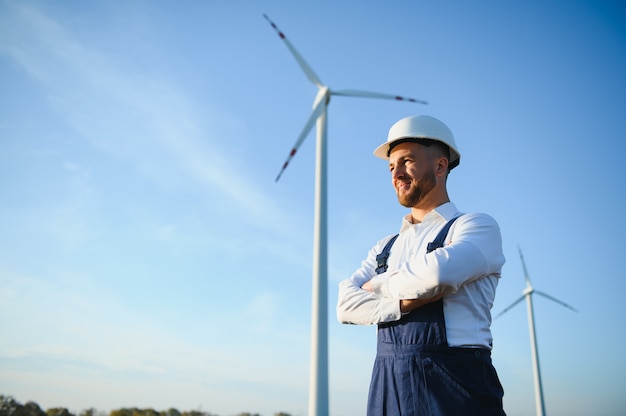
[400,294,444,313]
[362,279,443,313]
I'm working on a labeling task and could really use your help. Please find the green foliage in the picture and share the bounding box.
[179,411,217,416]
[0,396,47,416]
[0,395,21,416]
[0,396,292,416]
[46,408,74,416]
[109,409,159,416]
[161,409,180,416]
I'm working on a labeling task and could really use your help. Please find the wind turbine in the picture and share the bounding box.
[264,14,426,416]
[496,247,577,416]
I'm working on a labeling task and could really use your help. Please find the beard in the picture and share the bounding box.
[396,168,437,208]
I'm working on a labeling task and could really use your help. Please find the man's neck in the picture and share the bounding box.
[409,198,450,224]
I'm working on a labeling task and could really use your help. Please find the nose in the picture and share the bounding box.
[392,164,406,180]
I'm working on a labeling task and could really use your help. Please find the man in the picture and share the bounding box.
[336,115,506,415]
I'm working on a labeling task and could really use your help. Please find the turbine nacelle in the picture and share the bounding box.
[264,13,427,182]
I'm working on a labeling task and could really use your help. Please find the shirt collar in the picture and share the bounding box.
[399,201,461,232]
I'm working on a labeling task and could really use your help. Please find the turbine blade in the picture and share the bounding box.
[518,246,533,288]
[535,291,578,313]
[275,91,328,181]
[494,295,526,319]
[263,14,323,88]
[333,89,428,105]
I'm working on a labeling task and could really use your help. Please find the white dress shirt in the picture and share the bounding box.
[336,202,505,348]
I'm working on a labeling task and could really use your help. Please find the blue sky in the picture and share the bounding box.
[1,1,625,415]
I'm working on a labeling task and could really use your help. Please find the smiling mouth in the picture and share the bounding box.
[397,181,411,192]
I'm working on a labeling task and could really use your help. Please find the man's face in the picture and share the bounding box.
[388,142,437,208]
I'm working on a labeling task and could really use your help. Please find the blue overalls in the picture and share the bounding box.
[367,218,506,416]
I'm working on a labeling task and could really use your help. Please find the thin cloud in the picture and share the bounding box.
[0,2,300,237]
[0,4,318,412]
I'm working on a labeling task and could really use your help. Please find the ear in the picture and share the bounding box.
[435,156,449,176]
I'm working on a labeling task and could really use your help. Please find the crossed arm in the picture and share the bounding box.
[336,214,504,325]
[361,279,442,313]
[336,267,444,325]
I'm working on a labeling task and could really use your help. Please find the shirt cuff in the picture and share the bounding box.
[368,274,391,298]
[379,297,402,322]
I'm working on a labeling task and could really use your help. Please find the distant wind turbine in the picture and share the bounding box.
[496,247,577,416]
[263,14,426,416]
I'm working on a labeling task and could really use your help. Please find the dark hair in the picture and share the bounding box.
[387,138,450,160]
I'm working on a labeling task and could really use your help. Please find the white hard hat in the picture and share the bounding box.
[373,115,461,170]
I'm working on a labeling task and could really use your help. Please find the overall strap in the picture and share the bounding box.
[426,215,462,253]
[376,215,463,274]
[375,234,399,274]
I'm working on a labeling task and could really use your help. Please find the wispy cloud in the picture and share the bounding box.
[0,2,301,239]
[1,267,239,375]
[0,266,310,412]
[0,4,317,412]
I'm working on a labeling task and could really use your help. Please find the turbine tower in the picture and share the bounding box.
[496,247,577,416]
[264,14,426,416]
